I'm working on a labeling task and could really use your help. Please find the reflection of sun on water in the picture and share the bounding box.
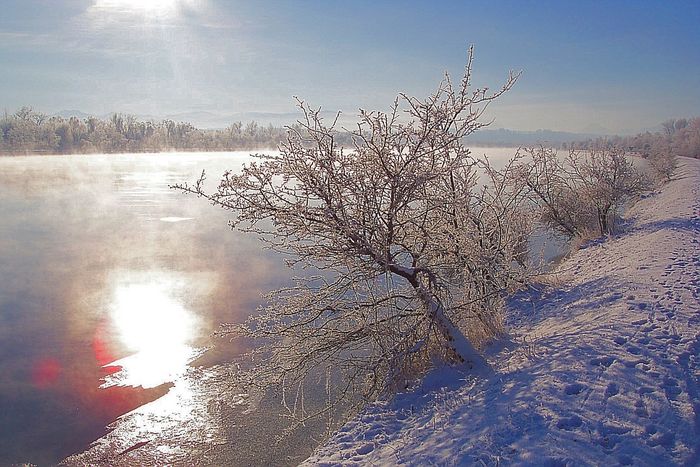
[90,274,243,460]
[102,278,204,389]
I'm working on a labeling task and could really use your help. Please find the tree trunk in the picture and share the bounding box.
[415,285,488,371]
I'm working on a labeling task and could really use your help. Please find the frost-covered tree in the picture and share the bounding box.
[175,47,528,421]
[517,147,647,239]
[648,151,678,183]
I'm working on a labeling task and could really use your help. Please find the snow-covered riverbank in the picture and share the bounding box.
[303,157,700,466]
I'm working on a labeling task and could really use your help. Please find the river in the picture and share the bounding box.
[0,148,538,466]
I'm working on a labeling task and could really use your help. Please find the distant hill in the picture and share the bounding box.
[465,128,605,147]
[51,109,96,120]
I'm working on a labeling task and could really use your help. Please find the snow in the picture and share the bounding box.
[302,157,700,466]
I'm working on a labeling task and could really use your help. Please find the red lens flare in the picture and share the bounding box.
[31,358,62,388]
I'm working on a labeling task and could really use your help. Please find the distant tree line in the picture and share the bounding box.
[0,107,303,155]
[569,117,700,160]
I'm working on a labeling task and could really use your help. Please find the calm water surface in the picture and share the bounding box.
[0,152,303,466]
[0,148,532,466]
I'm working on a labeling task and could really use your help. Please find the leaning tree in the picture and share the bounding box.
[174,47,529,423]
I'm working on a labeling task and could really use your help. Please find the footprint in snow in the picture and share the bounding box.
[644,423,658,435]
[634,399,649,417]
[564,383,586,395]
[618,454,634,465]
[622,358,648,368]
[677,350,693,366]
[597,422,633,450]
[590,356,615,367]
[663,377,682,399]
[646,431,675,449]
[605,383,619,397]
[355,443,374,456]
[556,414,583,430]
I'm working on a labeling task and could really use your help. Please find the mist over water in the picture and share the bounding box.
[0,152,290,465]
[0,148,534,465]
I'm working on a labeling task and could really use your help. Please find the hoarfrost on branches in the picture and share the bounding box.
[516,146,648,239]
[174,47,528,425]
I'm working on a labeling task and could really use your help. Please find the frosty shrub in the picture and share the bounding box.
[517,146,648,240]
[175,48,529,423]
[647,151,678,183]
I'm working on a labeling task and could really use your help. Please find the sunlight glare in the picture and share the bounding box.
[112,281,193,352]
[103,278,202,389]
[92,0,184,18]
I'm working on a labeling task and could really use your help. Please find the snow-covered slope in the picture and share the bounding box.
[303,157,700,466]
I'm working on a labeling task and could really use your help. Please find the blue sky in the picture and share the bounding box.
[1,0,699,133]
